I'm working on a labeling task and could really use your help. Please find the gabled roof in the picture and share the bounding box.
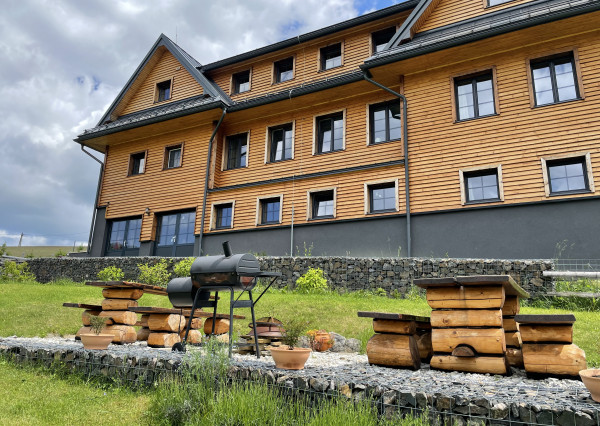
[384,0,440,48]
[97,33,230,126]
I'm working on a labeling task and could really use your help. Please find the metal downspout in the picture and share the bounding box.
[362,72,411,258]
[78,143,105,255]
[198,107,228,255]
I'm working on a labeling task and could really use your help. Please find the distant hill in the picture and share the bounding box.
[2,246,86,258]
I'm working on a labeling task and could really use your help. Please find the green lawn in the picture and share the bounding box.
[2,246,77,258]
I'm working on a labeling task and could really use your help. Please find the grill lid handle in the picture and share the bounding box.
[223,241,232,258]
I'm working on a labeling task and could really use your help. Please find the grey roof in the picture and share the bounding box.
[364,0,600,69]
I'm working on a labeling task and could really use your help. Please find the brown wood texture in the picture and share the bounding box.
[519,325,573,344]
[430,309,502,328]
[502,296,520,316]
[104,325,137,344]
[416,331,433,360]
[102,288,144,300]
[101,299,138,311]
[81,310,101,326]
[358,311,430,322]
[451,345,475,357]
[430,355,508,375]
[148,332,181,348]
[204,318,230,335]
[426,286,505,309]
[181,329,203,344]
[515,314,576,325]
[148,314,186,332]
[63,303,102,310]
[98,310,138,326]
[86,281,167,295]
[373,319,416,335]
[366,334,421,369]
[503,317,518,332]
[137,327,150,341]
[506,347,524,368]
[432,328,506,355]
[130,307,244,320]
[505,331,522,348]
[522,343,587,376]
[140,314,150,327]
[456,275,528,298]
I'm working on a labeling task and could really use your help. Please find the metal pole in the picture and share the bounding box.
[290,206,294,256]
[78,143,105,255]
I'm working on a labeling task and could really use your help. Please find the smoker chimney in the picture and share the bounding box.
[222,241,232,258]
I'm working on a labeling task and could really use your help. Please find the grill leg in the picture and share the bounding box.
[249,290,260,358]
[229,289,234,358]
[211,291,219,336]
[178,287,202,351]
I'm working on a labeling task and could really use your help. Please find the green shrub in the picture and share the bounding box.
[0,261,35,282]
[137,259,171,287]
[0,243,7,256]
[295,267,328,293]
[97,266,124,282]
[54,249,67,258]
[173,257,194,277]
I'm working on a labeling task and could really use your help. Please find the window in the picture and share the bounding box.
[463,169,501,203]
[455,72,496,121]
[154,211,196,256]
[369,100,401,144]
[226,133,248,169]
[546,157,590,195]
[232,70,250,94]
[106,218,141,255]
[310,190,335,219]
[268,123,293,162]
[128,151,146,176]
[531,53,579,106]
[214,203,233,229]
[372,27,396,53]
[316,112,344,154]
[156,80,172,102]
[368,182,397,213]
[259,197,281,225]
[274,57,294,83]
[164,144,182,169]
[320,43,342,70]
[488,0,515,6]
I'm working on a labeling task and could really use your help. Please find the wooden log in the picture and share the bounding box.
[180,329,203,344]
[452,345,476,357]
[101,288,144,300]
[99,310,138,326]
[101,299,138,311]
[430,355,509,375]
[426,286,505,309]
[104,325,137,344]
[148,314,186,332]
[502,296,520,316]
[522,343,587,376]
[505,331,522,348]
[204,318,230,335]
[366,334,420,370]
[430,309,502,328]
[187,318,203,329]
[416,331,432,360]
[502,317,518,332]
[432,328,506,354]
[506,347,524,368]
[148,332,181,348]
[137,327,150,341]
[519,325,573,344]
[373,319,416,335]
[140,314,150,327]
[81,310,101,326]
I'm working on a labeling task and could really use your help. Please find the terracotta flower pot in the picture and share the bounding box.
[312,331,334,352]
[580,369,600,402]
[270,346,311,370]
[80,333,113,350]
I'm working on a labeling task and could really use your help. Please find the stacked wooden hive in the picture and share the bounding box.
[503,296,524,368]
[515,314,586,377]
[358,311,432,370]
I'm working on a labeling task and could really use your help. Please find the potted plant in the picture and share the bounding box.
[307,329,335,352]
[580,369,600,402]
[80,314,113,350]
[270,318,311,370]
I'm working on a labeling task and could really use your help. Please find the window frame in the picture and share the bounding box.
[459,165,504,205]
[273,56,295,84]
[364,179,399,215]
[485,0,517,7]
[313,110,345,155]
[367,99,402,145]
[540,152,594,197]
[526,49,584,108]
[154,78,173,103]
[231,69,252,95]
[128,150,147,176]
[319,42,343,71]
[163,143,184,170]
[210,201,235,230]
[265,122,294,163]
[371,27,397,55]
[307,187,337,220]
[224,132,249,170]
[451,68,499,122]
[105,217,143,254]
[256,195,283,226]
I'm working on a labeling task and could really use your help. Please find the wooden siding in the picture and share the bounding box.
[119,50,203,117]
[206,13,409,101]
[418,0,533,33]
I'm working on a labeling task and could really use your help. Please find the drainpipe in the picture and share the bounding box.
[362,71,411,258]
[78,143,105,255]
[198,107,228,255]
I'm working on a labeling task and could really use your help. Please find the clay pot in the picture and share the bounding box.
[312,331,334,352]
[80,333,113,350]
[580,369,600,402]
[269,346,311,370]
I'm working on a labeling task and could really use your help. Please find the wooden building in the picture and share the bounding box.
[76,0,600,259]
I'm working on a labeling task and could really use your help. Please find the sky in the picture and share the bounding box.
[0,0,403,248]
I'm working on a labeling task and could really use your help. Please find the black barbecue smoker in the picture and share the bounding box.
[166,241,281,357]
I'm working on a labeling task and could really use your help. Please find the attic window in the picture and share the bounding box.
[372,27,396,53]
[232,70,251,94]
[488,0,515,6]
[156,80,172,102]
[320,43,342,71]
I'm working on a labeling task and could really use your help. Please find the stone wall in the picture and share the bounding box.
[4,256,554,296]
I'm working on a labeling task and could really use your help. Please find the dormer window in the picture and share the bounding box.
[274,57,294,83]
[156,80,172,102]
[320,43,342,71]
[232,70,251,94]
[372,27,396,53]
[488,0,515,6]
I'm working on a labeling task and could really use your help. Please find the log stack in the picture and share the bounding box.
[236,318,284,355]
[503,296,523,368]
[515,314,586,377]
[358,311,432,370]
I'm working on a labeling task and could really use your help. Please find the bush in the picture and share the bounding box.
[173,257,194,277]
[0,261,36,282]
[97,266,124,282]
[137,259,171,287]
[295,268,328,293]
[0,243,7,256]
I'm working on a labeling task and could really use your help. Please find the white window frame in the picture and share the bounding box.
[540,152,594,197]
[210,201,236,230]
[459,164,504,205]
[364,178,399,214]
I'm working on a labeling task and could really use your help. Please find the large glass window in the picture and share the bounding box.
[372,27,396,53]
[269,124,293,162]
[464,169,500,203]
[274,57,294,83]
[260,198,281,224]
[369,183,396,213]
[531,53,579,106]
[232,70,250,94]
[106,218,141,256]
[455,72,495,121]
[311,190,334,219]
[226,133,248,169]
[320,43,342,70]
[547,157,588,194]
[316,112,344,154]
[155,211,196,256]
[370,100,401,144]
[215,204,233,229]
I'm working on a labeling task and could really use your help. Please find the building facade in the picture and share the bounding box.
[77,0,600,259]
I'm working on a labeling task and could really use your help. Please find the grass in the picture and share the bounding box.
[0,358,148,426]
[2,245,78,258]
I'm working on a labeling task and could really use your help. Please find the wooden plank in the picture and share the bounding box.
[430,355,509,375]
[63,303,102,310]
[502,296,520,316]
[413,277,457,288]
[426,286,505,309]
[102,288,144,300]
[358,311,430,322]
[503,317,518,332]
[505,331,522,348]
[430,309,502,328]
[86,281,167,295]
[373,319,416,335]
[522,343,587,376]
[102,299,138,311]
[129,306,245,320]
[432,328,506,355]
[366,334,421,370]
[456,275,529,298]
[514,314,576,325]
[506,347,524,368]
[519,325,573,344]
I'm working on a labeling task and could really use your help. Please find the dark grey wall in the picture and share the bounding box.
[89,207,107,257]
